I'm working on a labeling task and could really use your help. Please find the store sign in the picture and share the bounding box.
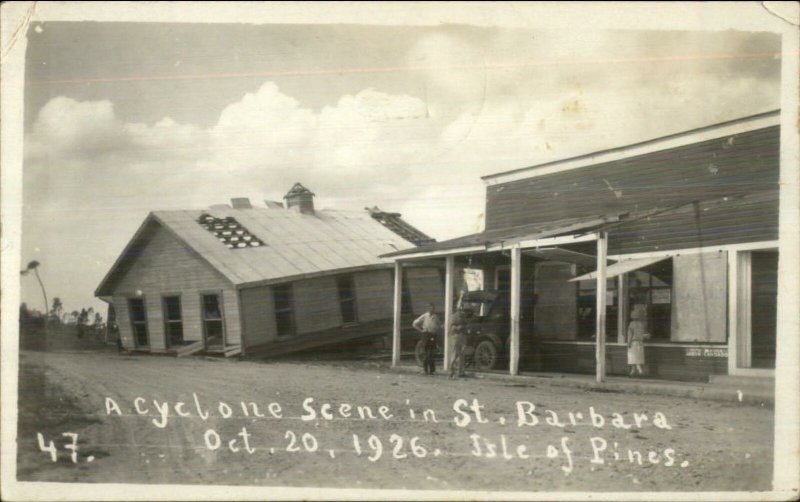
[685,348,728,358]
[651,289,671,304]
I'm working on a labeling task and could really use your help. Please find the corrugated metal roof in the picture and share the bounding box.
[96,206,417,295]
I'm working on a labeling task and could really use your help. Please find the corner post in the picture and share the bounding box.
[509,245,522,375]
[617,273,628,344]
[727,250,738,375]
[443,255,455,372]
[392,261,402,367]
[596,232,608,383]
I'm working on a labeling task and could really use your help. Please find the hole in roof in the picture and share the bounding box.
[197,213,265,249]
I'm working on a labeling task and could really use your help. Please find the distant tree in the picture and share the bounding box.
[105,305,117,344]
[69,310,79,324]
[51,297,64,324]
[19,302,30,322]
[19,303,32,333]
[93,312,104,337]
[76,308,90,338]
[19,302,47,345]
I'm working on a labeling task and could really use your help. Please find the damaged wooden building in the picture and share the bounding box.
[95,183,442,358]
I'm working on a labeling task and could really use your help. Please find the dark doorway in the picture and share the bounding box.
[750,251,778,369]
[496,268,511,294]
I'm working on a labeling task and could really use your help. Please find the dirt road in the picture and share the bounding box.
[16,351,773,492]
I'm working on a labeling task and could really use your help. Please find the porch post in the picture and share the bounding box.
[726,250,738,375]
[617,274,627,344]
[392,260,402,367]
[596,232,608,383]
[509,245,522,375]
[443,255,455,372]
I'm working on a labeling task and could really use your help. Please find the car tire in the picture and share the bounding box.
[415,339,426,367]
[474,339,498,370]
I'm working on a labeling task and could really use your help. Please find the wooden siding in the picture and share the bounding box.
[111,222,239,350]
[607,191,778,254]
[240,266,443,351]
[672,252,727,343]
[239,287,276,348]
[353,270,393,323]
[533,261,577,340]
[405,267,444,314]
[245,316,420,358]
[485,126,779,231]
[293,276,342,335]
[113,296,135,349]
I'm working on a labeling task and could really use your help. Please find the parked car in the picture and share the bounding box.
[414,290,510,371]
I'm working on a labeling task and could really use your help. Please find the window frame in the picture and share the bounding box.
[161,294,184,348]
[199,291,226,348]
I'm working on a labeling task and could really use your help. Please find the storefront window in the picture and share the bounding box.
[576,278,618,340]
[627,259,673,340]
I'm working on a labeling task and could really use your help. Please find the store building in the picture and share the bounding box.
[384,110,780,382]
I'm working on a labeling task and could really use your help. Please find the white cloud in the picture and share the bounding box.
[26,97,125,160]
[21,61,780,313]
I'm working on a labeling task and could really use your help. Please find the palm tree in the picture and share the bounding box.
[20,260,48,325]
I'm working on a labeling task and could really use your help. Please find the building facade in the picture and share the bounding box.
[385,111,780,382]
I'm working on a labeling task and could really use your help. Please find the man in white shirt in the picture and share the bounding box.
[412,303,442,375]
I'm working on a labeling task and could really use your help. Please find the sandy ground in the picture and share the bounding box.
[15,350,774,493]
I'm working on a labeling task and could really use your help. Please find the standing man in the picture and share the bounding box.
[412,303,442,375]
[448,306,469,379]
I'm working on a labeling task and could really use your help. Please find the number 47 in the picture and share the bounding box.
[37,432,79,463]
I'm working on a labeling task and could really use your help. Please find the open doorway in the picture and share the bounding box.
[750,251,778,369]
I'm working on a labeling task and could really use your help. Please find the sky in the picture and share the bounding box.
[19,21,781,316]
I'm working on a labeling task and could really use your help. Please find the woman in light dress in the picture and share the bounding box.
[627,304,649,376]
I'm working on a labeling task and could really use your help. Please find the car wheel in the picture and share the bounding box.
[474,340,498,370]
[415,339,426,367]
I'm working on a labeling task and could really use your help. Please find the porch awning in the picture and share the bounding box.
[380,213,625,259]
[524,247,603,267]
[569,256,670,282]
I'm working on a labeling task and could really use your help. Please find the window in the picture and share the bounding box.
[273,284,296,337]
[576,278,618,340]
[162,296,184,347]
[201,294,225,348]
[337,275,358,324]
[127,298,149,347]
[627,259,673,340]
